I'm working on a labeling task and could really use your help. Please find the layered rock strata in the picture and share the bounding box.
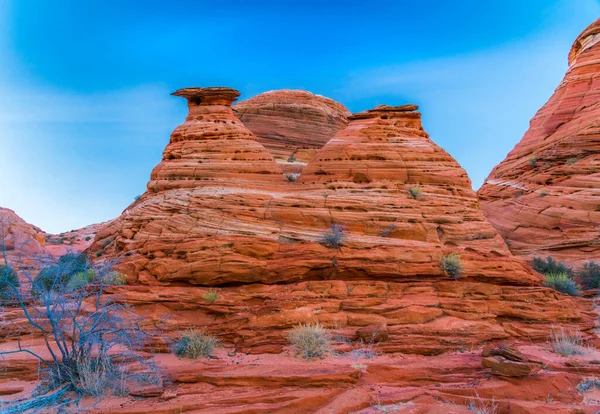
[0,207,48,270]
[478,19,600,266]
[91,88,596,355]
[233,90,351,173]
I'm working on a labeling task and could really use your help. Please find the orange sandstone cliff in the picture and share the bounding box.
[91,88,595,357]
[233,89,351,173]
[478,19,600,266]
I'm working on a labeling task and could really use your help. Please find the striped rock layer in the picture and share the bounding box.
[478,18,600,266]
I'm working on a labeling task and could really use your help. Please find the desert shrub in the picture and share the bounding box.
[467,394,498,414]
[408,186,422,199]
[134,195,142,201]
[379,224,397,238]
[543,272,580,296]
[202,289,218,304]
[566,157,578,165]
[287,153,296,162]
[577,261,600,289]
[95,250,103,257]
[441,253,462,279]
[529,155,539,167]
[538,189,548,197]
[85,236,91,241]
[319,224,345,248]
[0,265,19,300]
[531,256,573,276]
[550,327,585,356]
[577,378,600,393]
[33,253,90,294]
[173,330,219,359]
[0,240,159,411]
[285,173,300,182]
[288,323,330,359]
[103,271,127,285]
[67,269,97,290]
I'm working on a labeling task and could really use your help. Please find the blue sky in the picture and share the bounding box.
[0,0,598,233]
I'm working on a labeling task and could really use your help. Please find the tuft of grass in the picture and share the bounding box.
[408,186,422,199]
[173,330,219,359]
[577,378,600,393]
[543,272,580,296]
[467,394,498,414]
[319,224,345,249]
[529,155,539,167]
[288,323,330,359]
[285,173,300,182]
[550,327,585,356]
[202,289,218,304]
[441,253,462,279]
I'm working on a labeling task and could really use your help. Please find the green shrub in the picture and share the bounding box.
[288,323,330,359]
[529,155,539,167]
[550,327,585,356]
[103,272,127,286]
[441,253,462,279]
[319,224,345,249]
[544,272,580,296]
[531,256,573,276]
[33,253,90,293]
[408,186,422,199]
[577,261,600,289]
[134,195,142,201]
[202,289,218,304]
[85,236,91,241]
[0,265,19,300]
[173,330,219,359]
[67,269,97,290]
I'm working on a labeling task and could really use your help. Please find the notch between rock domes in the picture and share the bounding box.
[350,104,420,120]
[171,87,241,106]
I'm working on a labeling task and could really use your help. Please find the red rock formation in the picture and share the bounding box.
[91,89,596,357]
[233,90,351,173]
[478,19,600,266]
[0,207,48,269]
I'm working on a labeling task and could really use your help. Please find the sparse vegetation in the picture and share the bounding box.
[173,330,219,359]
[319,224,345,249]
[379,223,397,238]
[529,155,539,167]
[543,272,580,296]
[103,271,127,286]
[0,220,160,412]
[285,172,300,182]
[85,236,91,241]
[531,256,573,276]
[550,327,585,356]
[577,261,600,289]
[134,195,142,201]
[287,153,296,162]
[538,189,548,197]
[467,394,498,414]
[441,253,462,279]
[408,186,422,199]
[566,157,578,165]
[202,289,218,304]
[0,265,19,301]
[288,323,330,359]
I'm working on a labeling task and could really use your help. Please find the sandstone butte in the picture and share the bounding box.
[43,85,598,411]
[233,89,351,173]
[0,207,48,269]
[478,18,600,267]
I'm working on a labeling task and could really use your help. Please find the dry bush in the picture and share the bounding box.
[319,224,345,249]
[173,330,219,359]
[441,253,462,279]
[550,327,585,356]
[288,323,330,359]
[201,289,218,304]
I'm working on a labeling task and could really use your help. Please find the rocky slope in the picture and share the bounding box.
[478,18,600,266]
[233,90,351,173]
[90,87,596,359]
[0,207,48,270]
